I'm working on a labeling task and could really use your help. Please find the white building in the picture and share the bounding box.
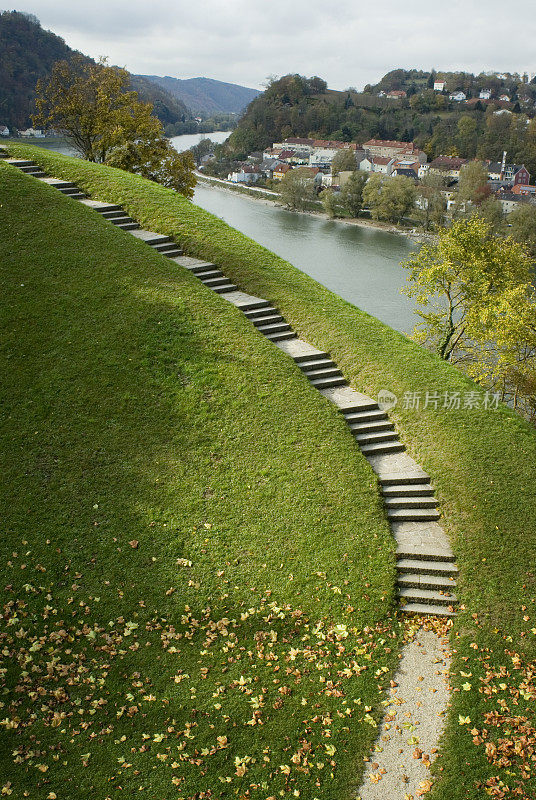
[449,91,466,102]
[434,81,445,91]
[0,125,9,136]
[479,89,492,100]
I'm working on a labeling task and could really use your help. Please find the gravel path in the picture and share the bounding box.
[356,626,451,799]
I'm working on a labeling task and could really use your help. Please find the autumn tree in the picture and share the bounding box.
[509,203,536,258]
[362,173,416,223]
[340,171,368,217]
[33,56,161,162]
[455,160,490,213]
[416,172,447,230]
[402,217,532,365]
[106,138,196,198]
[279,167,316,211]
[331,148,357,174]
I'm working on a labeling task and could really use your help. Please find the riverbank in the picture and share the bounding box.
[196,173,435,244]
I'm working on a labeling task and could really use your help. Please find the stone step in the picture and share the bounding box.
[343,409,388,423]
[160,248,183,258]
[379,473,430,486]
[360,441,405,455]
[108,215,137,225]
[130,231,172,245]
[265,330,297,342]
[396,557,458,575]
[401,602,456,618]
[57,186,83,194]
[113,220,140,230]
[192,269,223,279]
[396,546,456,563]
[256,322,292,335]
[151,241,178,253]
[388,508,440,522]
[309,375,347,389]
[354,430,399,445]
[297,357,336,372]
[384,497,438,510]
[243,305,277,319]
[7,159,35,166]
[383,484,434,497]
[252,314,284,327]
[348,420,394,433]
[306,367,343,381]
[188,262,219,274]
[201,276,230,288]
[397,573,457,591]
[213,283,238,294]
[100,209,128,219]
[293,351,331,364]
[339,401,379,415]
[399,586,457,607]
[65,192,87,200]
[92,204,125,213]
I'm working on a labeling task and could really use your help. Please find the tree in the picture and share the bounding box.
[33,56,161,162]
[106,138,196,198]
[190,138,213,167]
[455,160,490,213]
[33,55,196,197]
[320,187,342,218]
[402,217,532,362]
[331,148,357,174]
[509,204,536,258]
[471,195,505,233]
[456,115,478,158]
[363,173,416,223]
[340,171,368,217]
[417,173,447,230]
[279,167,316,211]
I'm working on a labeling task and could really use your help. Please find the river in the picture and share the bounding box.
[24,131,418,333]
[192,183,418,333]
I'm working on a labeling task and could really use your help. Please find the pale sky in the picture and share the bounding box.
[12,1,536,90]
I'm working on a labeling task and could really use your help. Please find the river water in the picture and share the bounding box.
[192,183,418,333]
[25,130,418,333]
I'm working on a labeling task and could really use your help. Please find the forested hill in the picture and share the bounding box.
[227,72,536,174]
[0,11,191,129]
[139,75,260,116]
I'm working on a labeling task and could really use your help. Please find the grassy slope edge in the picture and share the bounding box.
[5,144,536,798]
[0,164,398,800]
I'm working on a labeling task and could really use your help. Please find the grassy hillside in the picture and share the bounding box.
[0,162,400,800]
[6,144,536,799]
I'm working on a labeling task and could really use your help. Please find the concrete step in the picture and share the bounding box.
[191,268,223,279]
[8,159,35,166]
[401,602,456,617]
[293,351,330,364]
[93,204,124,214]
[379,472,430,486]
[265,330,297,342]
[388,508,440,522]
[160,248,183,258]
[396,546,456,563]
[297,357,336,372]
[348,420,394,433]
[188,262,219,274]
[201,276,230,288]
[108,215,137,225]
[100,209,128,219]
[399,586,457,607]
[113,221,140,230]
[339,401,379,415]
[384,497,438,510]
[396,557,458,576]
[151,241,178,252]
[244,306,278,319]
[252,315,284,328]
[397,572,457,591]
[355,430,399,445]
[213,283,238,294]
[256,322,292,335]
[344,409,388,423]
[383,484,434,497]
[306,367,343,381]
[360,441,405,455]
[309,375,347,389]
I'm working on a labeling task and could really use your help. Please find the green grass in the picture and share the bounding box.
[4,144,536,799]
[0,162,400,799]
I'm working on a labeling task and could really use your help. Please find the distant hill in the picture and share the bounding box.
[0,10,191,129]
[139,75,260,116]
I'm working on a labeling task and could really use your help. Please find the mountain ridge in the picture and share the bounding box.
[138,74,260,116]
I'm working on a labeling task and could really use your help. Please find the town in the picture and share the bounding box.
[219,134,533,219]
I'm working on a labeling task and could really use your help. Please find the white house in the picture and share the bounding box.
[479,89,492,100]
[0,125,9,136]
[449,91,466,102]
[434,81,446,92]
[19,128,44,137]
[499,94,511,102]
[359,156,395,174]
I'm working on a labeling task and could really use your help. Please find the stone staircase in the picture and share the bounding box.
[2,149,458,616]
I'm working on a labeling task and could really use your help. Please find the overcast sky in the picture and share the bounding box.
[13,1,536,90]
